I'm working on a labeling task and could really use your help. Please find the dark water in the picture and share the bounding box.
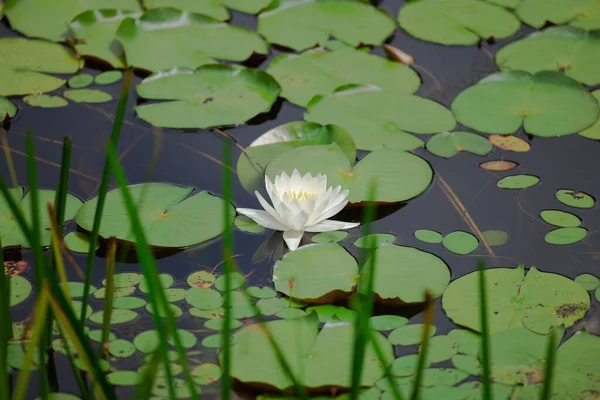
[2,0,600,398]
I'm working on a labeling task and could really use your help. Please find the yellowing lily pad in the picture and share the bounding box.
[482,230,509,246]
[479,160,518,171]
[23,94,68,108]
[488,135,530,152]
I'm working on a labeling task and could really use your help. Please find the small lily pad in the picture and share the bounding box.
[89,330,115,343]
[311,231,348,244]
[448,329,480,356]
[246,286,277,299]
[106,273,143,288]
[204,318,242,331]
[421,335,459,363]
[497,174,540,190]
[64,231,99,253]
[65,281,95,298]
[545,227,588,245]
[479,160,519,171]
[522,308,559,335]
[488,135,530,152]
[107,370,141,386]
[190,308,224,319]
[574,273,600,291]
[257,298,285,316]
[23,94,67,109]
[556,189,595,209]
[0,96,17,120]
[369,315,408,331]
[414,229,443,244]
[214,272,245,291]
[443,231,479,255]
[426,131,493,158]
[90,309,138,324]
[108,339,136,358]
[452,354,480,376]
[112,296,147,309]
[234,215,265,234]
[167,329,197,348]
[164,288,186,303]
[134,331,159,353]
[93,286,136,299]
[68,73,94,88]
[540,210,582,227]
[482,230,509,246]
[64,89,113,103]
[186,287,223,310]
[389,324,436,346]
[353,233,396,248]
[391,355,427,377]
[10,275,32,307]
[275,308,307,320]
[191,363,222,385]
[187,271,216,288]
[95,71,123,85]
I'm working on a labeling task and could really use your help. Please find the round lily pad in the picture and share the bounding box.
[112,296,147,309]
[64,89,113,103]
[164,288,186,303]
[275,308,307,320]
[479,160,519,171]
[452,354,480,376]
[426,131,493,158]
[135,65,280,129]
[311,231,348,244]
[4,261,28,277]
[268,48,420,107]
[202,333,232,349]
[414,229,443,244]
[89,309,138,324]
[139,274,173,293]
[443,231,479,255]
[95,70,123,85]
[77,183,234,248]
[191,363,222,385]
[545,227,588,245]
[522,308,559,335]
[421,335,459,363]
[214,272,245,291]
[10,275,32,307]
[515,0,600,30]
[448,329,480,356]
[107,370,141,386]
[580,90,600,140]
[234,215,265,234]
[451,71,599,137]
[204,318,242,331]
[187,271,216,288]
[266,145,433,204]
[442,266,590,333]
[246,286,277,299]
[369,315,408,331]
[257,0,396,52]
[108,339,136,358]
[147,303,181,320]
[574,273,600,291]
[556,189,595,209]
[489,135,530,152]
[273,244,358,303]
[397,0,520,45]
[305,85,455,151]
[23,94,66,109]
[540,210,582,227]
[64,232,99,253]
[134,331,159,353]
[68,73,94,88]
[482,230,509,246]
[167,329,197,348]
[497,174,540,190]
[65,281,95,298]
[0,96,17,120]
[391,354,426,377]
[353,234,396,248]
[257,298,285,316]
[389,324,436,346]
[186,287,223,310]
[106,273,143,288]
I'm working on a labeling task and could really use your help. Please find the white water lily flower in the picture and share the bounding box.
[236,170,360,251]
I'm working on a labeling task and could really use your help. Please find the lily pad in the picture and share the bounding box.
[10,275,32,307]
[247,286,277,299]
[516,0,600,30]
[414,229,443,244]
[191,363,222,385]
[426,131,493,158]
[228,317,394,391]
[186,287,223,310]
[107,371,141,386]
[273,243,358,303]
[580,90,600,140]
[522,308,559,335]
[23,94,68,109]
[95,70,123,85]
[391,355,427,377]
[187,271,216,288]
[135,65,280,129]
[234,215,265,234]
[107,272,143,288]
[0,38,81,96]
[540,210,582,227]
[482,230,509,246]
[397,0,520,45]
[488,135,530,152]
[204,318,242,331]
[311,231,348,244]
[496,26,600,86]
[353,233,396,248]
[442,265,590,333]
[257,0,396,52]
[452,354,480,376]
[1,187,82,248]
[133,330,159,353]
[0,96,17,120]
[451,71,599,137]
[448,329,480,356]
[108,339,136,358]
[64,232,99,253]
[443,231,479,255]
[143,0,229,20]
[214,272,245,291]
[65,281,95,297]
[369,315,408,332]
[267,48,420,107]
[305,304,356,323]
[421,335,459,363]
[556,189,595,209]
[90,309,138,324]
[257,298,285,316]
[93,285,135,299]
[496,174,540,190]
[545,227,588,245]
[388,324,436,346]
[223,0,272,14]
[64,89,113,103]
[275,308,307,320]
[574,273,600,291]
[265,145,433,204]
[112,296,147,309]
[76,183,234,248]
[479,160,518,171]
[305,85,455,151]
[117,8,268,72]
[68,73,93,89]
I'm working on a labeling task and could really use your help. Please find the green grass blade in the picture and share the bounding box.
[134,350,161,400]
[221,140,233,400]
[53,136,72,229]
[55,323,91,400]
[478,260,492,400]
[369,329,404,400]
[409,292,434,400]
[540,328,557,400]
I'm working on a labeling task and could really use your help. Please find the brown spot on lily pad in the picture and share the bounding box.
[555,302,588,318]
[489,135,530,152]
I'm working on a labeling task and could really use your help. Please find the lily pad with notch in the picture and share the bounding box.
[143,0,229,20]
[353,233,396,248]
[426,131,493,158]
[311,231,348,244]
[0,96,17,121]
[515,0,600,31]
[555,189,595,209]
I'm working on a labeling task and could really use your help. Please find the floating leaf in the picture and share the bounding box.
[1,187,82,248]
[389,324,436,346]
[164,288,186,303]
[257,298,285,316]
[108,339,136,358]
[10,275,32,307]
[247,286,276,300]
[90,309,138,324]
[190,307,224,319]
[95,70,123,85]
[414,229,443,244]
[305,85,455,151]
[186,287,223,310]
[305,305,356,323]
[143,0,229,20]
[64,89,113,103]
[203,333,236,349]
[497,174,540,190]
[223,0,272,14]
[112,296,147,309]
[214,272,245,291]
[64,232,99,253]
[311,231,348,244]
[139,273,173,293]
[93,285,135,299]
[496,26,600,86]
[540,210,582,227]
[4,261,28,277]
[421,335,459,363]
[0,96,17,120]
[397,0,520,45]
[257,0,396,52]
[448,329,480,356]
[556,189,595,209]
[451,71,599,137]
[106,272,143,288]
[167,329,197,348]
[275,308,307,320]
[488,135,530,152]
[442,231,479,255]
[426,131,493,158]
[0,38,81,96]
[479,160,519,171]
[369,315,408,331]
[117,8,268,72]
[77,183,233,248]
[545,227,588,245]
[482,230,509,246]
[442,266,590,333]
[65,282,95,298]
[23,94,68,108]
[522,308,559,334]
[204,318,242,331]
[267,48,420,107]
[353,233,396,248]
[234,215,265,234]
[187,271,216,288]
[574,273,600,291]
[391,355,427,377]
[151,377,198,398]
[516,0,600,30]
[135,65,280,129]
[191,363,222,385]
[68,73,93,88]
[266,145,433,204]
[134,331,159,353]
[579,90,600,140]
[273,243,358,303]
[452,354,480,376]
[107,371,141,386]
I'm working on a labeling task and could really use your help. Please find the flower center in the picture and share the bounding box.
[286,189,314,200]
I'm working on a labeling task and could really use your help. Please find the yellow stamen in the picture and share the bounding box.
[286,189,314,200]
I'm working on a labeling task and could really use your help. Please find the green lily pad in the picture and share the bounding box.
[545,227,588,245]
[139,274,174,293]
[93,285,136,299]
[369,315,408,332]
[574,273,600,290]
[237,121,356,194]
[305,304,356,323]
[414,230,443,244]
[0,96,17,120]
[151,377,199,398]
[10,275,32,307]
[117,8,268,72]
[0,38,81,96]
[187,271,216,288]
[257,298,285,316]
[1,187,82,248]
[64,88,113,103]
[266,145,433,204]
[90,309,138,324]
[69,10,139,68]
[134,330,159,353]
[273,243,358,303]
[580,90,600,140]
[68,73,94,89]
[186,287,223,310]
[257,0,396,52]
[267,48,420,107]
[23,94,68,109]
[65,281,95,297]
[214,272,245,291]
[556,189,595,209]
[497,174,540,190]
[164,288,186,303]
[108,339,136,358]
[421,335,459,363]
[596,287,600,302]
[107,370,141,386]
[515,0,600,30]
[275,308,307,320]
[496,26,600,86]
[305,85,455,151]
[426,131,493,159]
[482,230,509,246]
[311,231,348,244]
[64,232,99,253]
[143,0,229,20]
[365,244,451,305]
[245,287,276,301]
[112,296,147,309]
[77,183,234,248]
[391,355,428,377]
[442,265,590,333]
[223,0,272,14]
[4,0,141,41]
[106,272,143,288]
[234,215,265,234]
[389,324,436,346]
[191,363,222,385]
[451,354,480,376]
[540,210,582,227]
[202,333,236,348]
[448,329,480,356]
[443,231,479,255]
[522,308,559,335]
[451,71,599,137]
[167,329,197,348]
[95,70,123,85]
[397,0,520,45]
[135,65,280,129]
[353,233,396,248]
[229,317,394,391]
[204,318,242,331]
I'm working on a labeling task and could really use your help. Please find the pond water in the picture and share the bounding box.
[2,0,600,398]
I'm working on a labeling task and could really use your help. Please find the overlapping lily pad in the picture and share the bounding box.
[135,65,280,129]
[267,48,420,107]
[451,71,599,137]
[579,90,600,140]
[23,94,68,109]
[223,0,272,14]
[0,38,81,96]
[228,317,394,391]
[442,265,590,333]
[516,0,600,30]
[257,0,396,52]
[305,85,455,151]
[76,183,233,248]
[496,26,600,86]
[0,96,17,121]
[117,8,268,72]
[426,131,492,158]
[143,0,229,20]
[64,89,113,103]
[265,144,433,204]
[397,0,520,45]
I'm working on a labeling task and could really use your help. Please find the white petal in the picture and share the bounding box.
[283,230,304,250]
[255,191,287,226]
[304,219,360,233]
[265,175,276,202]
[236,208,288,231]
[314,189,351,222]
